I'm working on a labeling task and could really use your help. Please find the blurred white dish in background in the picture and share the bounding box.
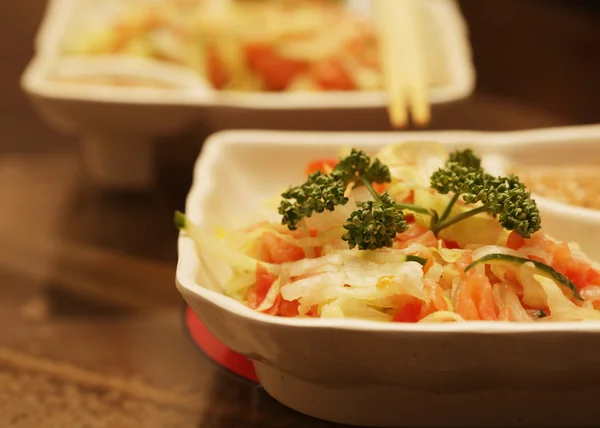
[22,0,475,190]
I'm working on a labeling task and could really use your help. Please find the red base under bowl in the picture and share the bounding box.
[183,305,260,385]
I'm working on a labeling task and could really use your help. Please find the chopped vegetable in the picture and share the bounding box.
[177,142,600,323]
[430,152,542,238]
[278,172,348,230]
[464,253,582,300]
[61,0,390,93]
[342,192,408,250]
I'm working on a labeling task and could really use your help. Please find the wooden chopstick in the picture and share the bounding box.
[373,0,431,128]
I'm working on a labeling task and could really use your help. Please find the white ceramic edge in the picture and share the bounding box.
[21,56,217,104]
[33,0,74,58]
[22,0,475,108]
[176,124,600,334]
[47,56,211,88]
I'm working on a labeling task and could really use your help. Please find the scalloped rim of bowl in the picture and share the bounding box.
[176,124,600,334]
[22,0,475,108]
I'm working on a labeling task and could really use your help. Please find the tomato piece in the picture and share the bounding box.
[372,182,388,194]
[309,59,356,90]
[393,296,423,323]
[305,158,338,176]
[206,45,229,89]
[279,298,300,317]
[261,294,281,315]
[506,231,526,250]
[587,269,600,286]
[259,232,305,264]
[551,242,591,290]
[245,43,309,91]
[245,287,259,310]
[307,304,320,317]
[247,263,281,314]
[527,232,558,254]
[255,263,277,303]
[443,240,461,249]
[401,190,415,204]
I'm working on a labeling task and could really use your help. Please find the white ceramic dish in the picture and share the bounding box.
[21,0,474,189]
[176,126,600,427]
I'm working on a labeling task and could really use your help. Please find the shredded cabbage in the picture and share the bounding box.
[535,275,600,321]
[181,141,600,324]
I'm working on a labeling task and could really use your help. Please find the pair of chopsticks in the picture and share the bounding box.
[373,0,431,128]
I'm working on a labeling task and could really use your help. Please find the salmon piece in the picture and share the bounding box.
[472,274,498,320]
[455,276,480,321]
[258,232,305,264]
[395,224,438,249]
[419,280,449,318]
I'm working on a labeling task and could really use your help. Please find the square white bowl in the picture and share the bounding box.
[20,0,475,189]
[177,126,600,427]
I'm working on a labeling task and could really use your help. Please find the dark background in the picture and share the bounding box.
[461,0,600,125]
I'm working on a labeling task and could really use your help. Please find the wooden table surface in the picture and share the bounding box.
[1,1,599,427]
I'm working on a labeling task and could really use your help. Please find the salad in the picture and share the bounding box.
[62,0,390,92]
[176,142,600,322]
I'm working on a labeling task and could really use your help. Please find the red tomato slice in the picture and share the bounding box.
[305,158,338,176]
[552,242,593,290]
[255,263,277,302]
[393,297,423,323]
[307,304,320,317]
[245,43,309,91]
[587,269,600,286]
[206,45,229,89]
[506,231,526,250]
[279,298,300,317]
[309,59,356,91]
[443,240,461,249]
[259,232,305,264]
[246,263,278,310]
[372,182,388,194]
[260,294,281,315]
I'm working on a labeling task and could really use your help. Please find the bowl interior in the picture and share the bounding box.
[182,128,600,302]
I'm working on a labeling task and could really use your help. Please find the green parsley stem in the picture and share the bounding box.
[439,193,460,222]
[431,205,489,235]
[359,176,382,201]
[359,177,431,215]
